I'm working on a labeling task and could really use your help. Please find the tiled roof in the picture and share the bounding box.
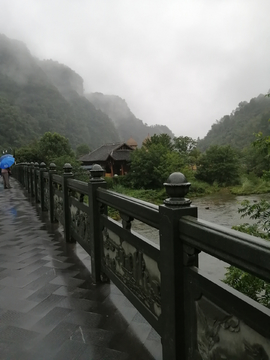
[80,143,133,162]
[111,150,132,161]
[126,137,137,146]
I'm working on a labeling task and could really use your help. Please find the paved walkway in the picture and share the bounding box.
[0,178,162,360]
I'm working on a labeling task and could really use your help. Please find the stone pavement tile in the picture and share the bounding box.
[0,296,37,313]
[0,310,40,331]
[0,285,35,299]
[143,339,163,360]
[49,275,85,287]
[26,283,61,302]
[18,256,48,267]
[0,179,159,359]
[52,339,88,360]
[71,326,114,347]
[23,270,58,291]
[33,321,79,350]
[52,285,79,296]
[43,261,74,270]
[0,325,40,345]
[101,307,138,334]
[57,297,101,313]
[21,263,55,276]
[63,309,103,328]
[31,306,72,334]
[78,343,130,360]
[0,273,42,288]
[27,294,66,317]
[0,341,19,360]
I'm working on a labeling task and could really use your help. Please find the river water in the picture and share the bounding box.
[132,192,270,281]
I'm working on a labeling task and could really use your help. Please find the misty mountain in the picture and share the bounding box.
[85,92,174,146]
[198,94,270,151]
[0,34,174,151]
[0,34,120,150]
[39,59,84,98]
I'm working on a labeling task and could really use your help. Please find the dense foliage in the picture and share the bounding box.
[0,34,120,150]
[198,95,270,151]
[195,145,240,186]
[0,34,174,152]
[224,200,270,307]
[16,132,74,165]
[127,134,198,189]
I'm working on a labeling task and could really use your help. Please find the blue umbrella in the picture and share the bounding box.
[0,156,15,169]
[0,154,13,162]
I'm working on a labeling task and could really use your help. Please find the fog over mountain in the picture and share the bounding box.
[1,0,270,140]
[0,34,173,149]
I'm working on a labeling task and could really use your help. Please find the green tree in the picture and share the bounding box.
[76,144,91,158]
[15,140,42,163]
[224,200,270,307]
[173,136,200,168]
[38,132,74,164]
[195,145,240,185]
[144,133,174,151]
[173,136,197,154]
[15,132,75,167]
[129,143,184,189]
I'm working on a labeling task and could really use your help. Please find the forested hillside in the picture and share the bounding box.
[85,92,174,146]
[198,94,270,151]
[0,34,120,149]
[0,34,174,151]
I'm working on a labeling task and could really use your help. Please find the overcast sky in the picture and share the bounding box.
[1,0,270,139]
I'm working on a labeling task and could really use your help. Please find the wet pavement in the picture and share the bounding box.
[0,178,162,360]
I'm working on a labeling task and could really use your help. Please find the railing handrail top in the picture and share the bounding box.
[97,187,159,211]
[181,215,270,250]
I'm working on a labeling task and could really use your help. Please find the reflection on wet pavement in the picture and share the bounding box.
[0,178,161,360]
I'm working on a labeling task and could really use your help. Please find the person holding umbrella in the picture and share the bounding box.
[0,154,15,189]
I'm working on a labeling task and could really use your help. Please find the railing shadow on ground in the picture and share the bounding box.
[13,162,270,360]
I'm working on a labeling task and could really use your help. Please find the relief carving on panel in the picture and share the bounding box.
[53,193,63,222]
[70,204,90,243]
[196,296,270,360]
[44,179,49,210]
[102,227,161,318]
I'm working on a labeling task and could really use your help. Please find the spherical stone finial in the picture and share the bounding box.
[40,162,46,169]
[49,163,57,172]
[63,163,73,175]
[34,162,39,168]
[163,172,191,207]
[90,164,105,182]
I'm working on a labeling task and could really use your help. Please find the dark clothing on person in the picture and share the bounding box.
[2,168,11,189]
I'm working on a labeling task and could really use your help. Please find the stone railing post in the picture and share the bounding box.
[48,163,56,223]
[34,162,39,203]
[20,163,24,186]
[159,172,198,360]
[63,163,74,242]
[88,164,107,283]
[39,162,46,211]
[26,163,30,193]
[30,162,34,197]
[24,163,28,190]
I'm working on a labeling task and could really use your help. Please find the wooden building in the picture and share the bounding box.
[79,142,134,177]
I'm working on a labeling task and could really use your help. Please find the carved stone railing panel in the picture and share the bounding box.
[70,204,89,244]
[53,181,63,223]
[102,227,161,319]
[44,178,49,210]
[196,296,270,360]
[36,174,40,201]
